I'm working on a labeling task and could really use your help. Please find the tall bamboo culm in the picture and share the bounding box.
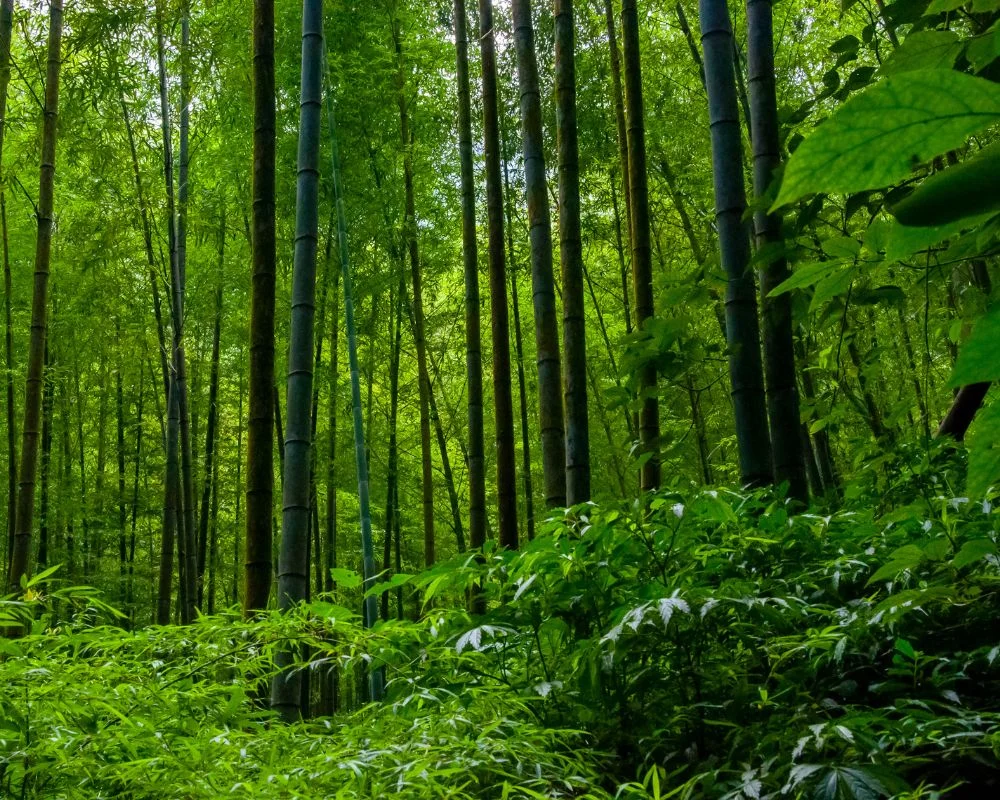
[9,0,62,593]
[271,0,324,722]
[700,0,773,487]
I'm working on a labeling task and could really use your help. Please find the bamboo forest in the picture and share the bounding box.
[2,0,1000,796]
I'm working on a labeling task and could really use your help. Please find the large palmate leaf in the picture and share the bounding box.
[950,305,1000,386]
[775,70,1000,208]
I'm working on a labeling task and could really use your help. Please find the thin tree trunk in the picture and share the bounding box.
[700,0,773,488]
[245,0,277,616]
[603,0,633,322]
[37,344,51,569]
[325,270,338,596]
[555,0,590,506]
[2,193,13,581]
[118,70,170,403]
[233,366,244,607]
[502,148,536,543]
[176,4,197,621]
[511,0,566,509]
[403,295,465,552]
[480,0,519,548]
[392,20,436,567]
[382,277,402,621]
[676,2,706,88]
[274,384,285,480]
[746,0,807,502]
[155,3,195,623]
[74,355,90,578]
[795,333,839,497]
[158,383,180,625]
[622,0,660,490]
[0,0,12,584]
[608,173,633,336]
[308,219,332,598]
[207,429,220,615]
[9,0,62,592]
[128,367,144,622]
[197,228,224,608]
[60,364,74,578]
[324,90,383,701]
[272,0,324,722]
[116,325,128,602]
[453,0,486,552]
[897,305,930,438]
[686,376,714,485]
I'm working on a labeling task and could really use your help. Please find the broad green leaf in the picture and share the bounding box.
[885,212,995,260]
[363,571,415,598]
[967,401,1000,496]
[821,236,862,259]
[768,261,846,296]
[881,31,962,75]
[830,34,860,54]
[891,142,1000,226]
[952,537,997,568]
[925,0,966,12]
[967,24,1000,72]
[950,306,1000,386]
[774,70,1000,208]
[810,266,858,310]
[328,567,363,588]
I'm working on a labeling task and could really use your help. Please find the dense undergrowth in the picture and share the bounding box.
[1,442,999,799]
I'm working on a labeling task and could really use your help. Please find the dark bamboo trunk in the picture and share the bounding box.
[700,0,773,488]
[555,0,590,506]
[0,0,13,580]
[454,0,486,553]
[272,0,324,723]
[746,0,807,503]
[511,0,566,509]
[245,0,277,616]
[622,0,660,490]
[37,345,52,569]
[479,0,519,548]
[9,0,62,592]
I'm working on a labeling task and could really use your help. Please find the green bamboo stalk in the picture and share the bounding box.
[324,57,383,703]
